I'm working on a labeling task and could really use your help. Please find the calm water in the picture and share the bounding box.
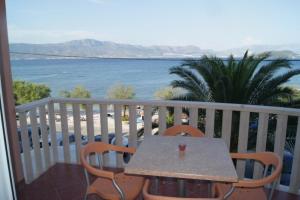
[11,59,300,99]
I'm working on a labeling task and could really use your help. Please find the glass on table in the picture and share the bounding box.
[178,143,186,151]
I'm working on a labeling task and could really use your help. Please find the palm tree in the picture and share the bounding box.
[170,51,300,106]
[170,51,300,151]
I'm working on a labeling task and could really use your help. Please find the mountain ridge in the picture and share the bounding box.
[9,39,300,60]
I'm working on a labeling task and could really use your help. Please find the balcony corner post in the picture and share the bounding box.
[0,0,24,183]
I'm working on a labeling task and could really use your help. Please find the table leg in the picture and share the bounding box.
[153,177,160,194]
[207,181,212,197]
[178,179,186,197]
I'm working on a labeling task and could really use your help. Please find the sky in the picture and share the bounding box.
[6,0,300,50]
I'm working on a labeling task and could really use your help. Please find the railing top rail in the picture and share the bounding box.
[15,97,300,116]
[53,97,300,116]
[15,97,52,112]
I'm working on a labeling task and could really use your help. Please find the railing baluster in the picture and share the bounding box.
[19,112,33,183]
[274,114,288,186]
[189,107,198,128]
[86,104,95,143]
[158,106,167,135]
[29,108,43,176]
[86,104,96,165]
[274,115,288,159]
[144,105,152,138]
[48,102,58,164]
[253,112,269,179]
[205,109,215,137]
[60,103,70,163]
[114,104,123,167]
[100,104,109,166]
[236,111,250,178]
[174,107,181,125]
[289,117,300,193]
[39,105,50,169]
[221,110,232,148]
[72,103,81,164]
[129,105,137,148]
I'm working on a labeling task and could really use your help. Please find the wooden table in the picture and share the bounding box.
[125,136,238,196]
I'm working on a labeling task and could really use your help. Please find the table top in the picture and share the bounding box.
[125,136,238,182]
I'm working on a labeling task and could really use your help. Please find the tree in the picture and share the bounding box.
[170,51,300,151]
[59,85,91,98]
[13,80,51,105]
[107,83,135,118]
[154,87,186,127]
[288,88,300,108]
[170,51,300,105]
[154,86,183,100]
[107,83,135,100]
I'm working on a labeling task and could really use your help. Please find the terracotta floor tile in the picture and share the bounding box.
[56,182,86,200]
[16,163,300,200]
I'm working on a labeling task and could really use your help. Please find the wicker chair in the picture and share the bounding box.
[216,152,283,200]
[163,125,205,137]
[80,142,145,200]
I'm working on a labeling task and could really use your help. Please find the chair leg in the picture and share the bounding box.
[84,193,88,200]
[207,181,212,197]
[137,191,143,200]
[153,177,160,194]
[224,185,235,200]
[178,179,186,197]
[268,180,277,200]
[112,179,125,200]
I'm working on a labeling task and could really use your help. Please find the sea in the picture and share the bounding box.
[11,58,300,100]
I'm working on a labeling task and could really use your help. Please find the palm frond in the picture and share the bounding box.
[170,80,210,100]
[171,92,204,101]
[169,50,300,107]
[170,66,210,99]
[255,87,294,105]
[247,58,291,103]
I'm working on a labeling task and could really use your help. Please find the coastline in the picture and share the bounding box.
[11,58,300,99]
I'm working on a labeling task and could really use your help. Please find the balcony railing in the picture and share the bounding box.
[15,97,300,195]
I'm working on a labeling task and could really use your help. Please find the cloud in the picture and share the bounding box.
[8,25,101,43]
[87,0,108,4]
[241,36,262,46]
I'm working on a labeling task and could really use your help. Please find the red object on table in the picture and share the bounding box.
[178,143,186,151]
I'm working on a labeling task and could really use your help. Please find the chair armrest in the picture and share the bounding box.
[108,144,136,154]
[84,162,115,179]
[80,142,136,179]
[230,152,260,160]
[80,148,115,179]
[230,152,282,188]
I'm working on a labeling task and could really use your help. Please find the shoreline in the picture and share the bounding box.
[54,113,144,137]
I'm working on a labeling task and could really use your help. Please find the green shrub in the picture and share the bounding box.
[13,80,51,105]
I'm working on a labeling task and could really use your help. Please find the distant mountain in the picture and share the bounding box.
[218,44,300,59]
[9,39,213,60]
[9,39,300,60]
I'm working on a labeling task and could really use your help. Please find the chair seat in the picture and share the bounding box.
[216,183,267,200]
[87,172,145,200]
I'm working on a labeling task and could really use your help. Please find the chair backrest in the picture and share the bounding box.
[231,152,283,188]
[163,125,205,137]
[80,142,136,179]
[143,179,223,200]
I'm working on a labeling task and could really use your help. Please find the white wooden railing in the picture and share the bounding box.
[15,97,300,194]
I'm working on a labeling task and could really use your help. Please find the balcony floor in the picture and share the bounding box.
[17,163,300,200]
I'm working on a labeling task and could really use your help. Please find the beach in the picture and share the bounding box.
[55,112,144,136]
